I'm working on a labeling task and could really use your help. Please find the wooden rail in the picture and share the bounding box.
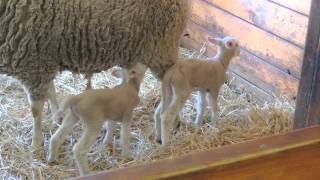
[71,126,320,180]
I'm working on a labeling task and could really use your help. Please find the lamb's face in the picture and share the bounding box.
[221,37,240,57]
[207,36,240,57]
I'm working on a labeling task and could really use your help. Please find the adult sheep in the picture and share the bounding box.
[0,0,189,150]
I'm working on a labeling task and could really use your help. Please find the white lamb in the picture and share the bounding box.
[154,36,240,145]
[48,63,147,175]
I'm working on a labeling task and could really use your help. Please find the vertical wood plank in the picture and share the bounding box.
[294,0,320,128]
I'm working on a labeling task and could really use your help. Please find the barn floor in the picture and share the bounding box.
[0,48,294,179]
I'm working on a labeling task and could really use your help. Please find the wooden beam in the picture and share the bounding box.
[72,126,320,180]
[294,0,320,128]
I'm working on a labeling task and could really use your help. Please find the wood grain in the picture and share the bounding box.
[205,0,308,47]
[227,72,274,105]
[182,21,299,99]
[294,0,320,128]
[73,126,320,180]
[170,143,320,180]
[268,0,311,16]
[189,0,304,78]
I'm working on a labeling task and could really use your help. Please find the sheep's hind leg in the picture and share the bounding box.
[47,80,59,114]
[30,99,45,150]
[21,76,53,150]
[85,73,93,90]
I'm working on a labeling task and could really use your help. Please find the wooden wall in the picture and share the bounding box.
[181,0,312,102]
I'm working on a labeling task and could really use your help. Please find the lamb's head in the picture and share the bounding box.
[207,36,240,58]
[127,62,147,84]
[112,62,147,85]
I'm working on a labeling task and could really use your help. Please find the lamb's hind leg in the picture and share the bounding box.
[161,91,189,146]
[102,121,116,145]
[48,111,79,163]
[120,113,132,158]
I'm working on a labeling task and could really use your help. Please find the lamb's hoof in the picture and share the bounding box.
[121,151,133,160]
[47,158,58,165]
[53,116,63,125]
[31,147,45,160]
[174,120,181,129]
[161,142,167,147]
[156,139,162,144]
[102,137,112,146]
[212,127,219,132]
[31,141,43,158]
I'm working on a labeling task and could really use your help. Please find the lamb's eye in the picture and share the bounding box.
[226,42,233,48]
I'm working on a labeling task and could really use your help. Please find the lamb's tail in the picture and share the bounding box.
[53,96,80,123]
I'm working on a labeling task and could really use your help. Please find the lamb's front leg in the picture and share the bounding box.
[194,90,207,126]
[102,121,116,145]
[120,113,132,158]
[208,90,219,127]
[154,101,163,144]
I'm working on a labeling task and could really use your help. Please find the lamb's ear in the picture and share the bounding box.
[207,36,223,46]
[111,69,126,79]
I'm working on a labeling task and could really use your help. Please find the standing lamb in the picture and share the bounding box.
[154,36,240,145]
[48,63,147,176]
[0,0,189,149]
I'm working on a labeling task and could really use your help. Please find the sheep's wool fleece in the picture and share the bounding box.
[0,0,189,99]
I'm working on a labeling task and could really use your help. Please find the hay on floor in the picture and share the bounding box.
[0,48,294,179]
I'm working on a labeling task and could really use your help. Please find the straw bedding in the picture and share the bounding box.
[0,48,294,179]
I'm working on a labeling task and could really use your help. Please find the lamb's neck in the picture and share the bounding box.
[213,48,234,70]
[128,78,141,92]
